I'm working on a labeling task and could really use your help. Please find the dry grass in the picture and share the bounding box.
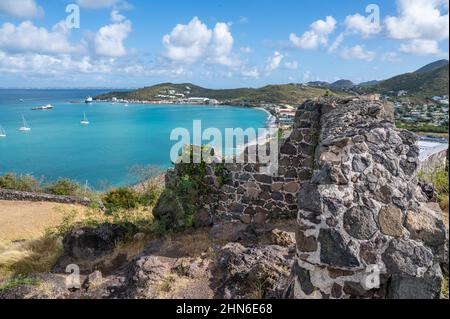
[0,201,89,282]
[0,236,63,281]
[0,200,87,242]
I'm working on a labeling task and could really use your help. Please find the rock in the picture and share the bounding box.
[212,243,294,299]
[387,263,443,299]
[296,229,318,252]
[271,183,283,192]
[343,206,378,240]
[253,212,267,224]
[245,187,261,200]
[417,181,438,202]
[352,155,371,173]
[271,229,295,247]
[125,255,169,299]
[378,205,406,237]
[54,223,133,271]
[318,229,360,268]
[283,181,299,193]
[405,203,446,248]
[152,191,185,229]
[83,271,103,289]
[194,208,213,228]
[240,214,252,224]
[382,239,433,276]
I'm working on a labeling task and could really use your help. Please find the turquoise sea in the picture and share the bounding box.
[0,89,267,189]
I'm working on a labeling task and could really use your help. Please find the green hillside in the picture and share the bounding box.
[361,62,449,103]
[95,83,336,105]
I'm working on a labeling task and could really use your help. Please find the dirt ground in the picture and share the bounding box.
[0,200,86,242]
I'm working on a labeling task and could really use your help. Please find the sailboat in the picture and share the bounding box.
[80,112,90,125]
[0,125,6,137]
[19,115,31,132]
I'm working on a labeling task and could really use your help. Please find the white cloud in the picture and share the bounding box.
[0,21,76,54]
[77,0,120,9]
[385,0,449,41]
[345,13,382,38]
[163,17,237,66]
[240,47,253,54]
[265,51,284,73]
[284,60,299,70]
[0,0,44,18]
[328,33,344,53]
[163,17,212,64]
[111,10,125,22]
[290,16,336,49]
[341,45,376,62]
[209,22,235,66]
[94,13,132,58]
[382,52,400,62]
[241,66,260,78]
[399,39,444,55]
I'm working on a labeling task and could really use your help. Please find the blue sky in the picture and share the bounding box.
[0,0,448,88]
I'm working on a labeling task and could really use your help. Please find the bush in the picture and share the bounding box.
[103,188,141,213]
[46,178,82,196]
[139,187,162,207]
[0,173,40,192]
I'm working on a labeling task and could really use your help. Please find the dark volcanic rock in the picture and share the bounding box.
[318,229,360,268]
[343,206,378,240]
[212,243,294,299]
[54,223,134,272]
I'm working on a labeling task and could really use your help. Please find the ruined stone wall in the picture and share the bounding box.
[171,101,322,224]
[0,188,92,206]
[286,97,447,299]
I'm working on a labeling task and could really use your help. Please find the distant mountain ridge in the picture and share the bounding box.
[95,83,335,105]
[415,59,449,74]
[96,60,449,105]
[360,60,449,102]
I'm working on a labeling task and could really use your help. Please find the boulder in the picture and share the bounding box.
[152,191,185,229]
[212,243,294,299]
[54,223,134,271]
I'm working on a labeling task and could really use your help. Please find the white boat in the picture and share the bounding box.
[85,96,93,104]
[19,115,31,132]
[32,104,54,110]
[80,112,90,125]
[0,125,6,137]
[124,103,129,107]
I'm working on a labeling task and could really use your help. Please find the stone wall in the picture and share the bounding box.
[168,100,323,224]
[285,97,447,299]
[0,188,92,206]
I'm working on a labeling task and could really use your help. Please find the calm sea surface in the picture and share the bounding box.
[0,89,267,189]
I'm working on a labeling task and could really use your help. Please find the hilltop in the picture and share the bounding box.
[95,83,337,105]
[358,60,449,103]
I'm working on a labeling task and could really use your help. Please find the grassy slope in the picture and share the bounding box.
[96,83,336,104]
[362,65,449,103]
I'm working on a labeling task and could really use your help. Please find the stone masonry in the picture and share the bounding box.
[285,97,447,299]
[169,100,322,224]
[165,96,447,298]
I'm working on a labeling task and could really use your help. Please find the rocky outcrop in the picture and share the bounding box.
[212,243,294,299]
[287,97,447,299]
[53,223,136,272]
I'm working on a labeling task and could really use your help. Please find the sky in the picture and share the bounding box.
[0,0,449,88]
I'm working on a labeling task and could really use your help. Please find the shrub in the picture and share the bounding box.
[139,187,163,207]
[46,178,82,196]
[0,173,41,192]
[103,187,140,213]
